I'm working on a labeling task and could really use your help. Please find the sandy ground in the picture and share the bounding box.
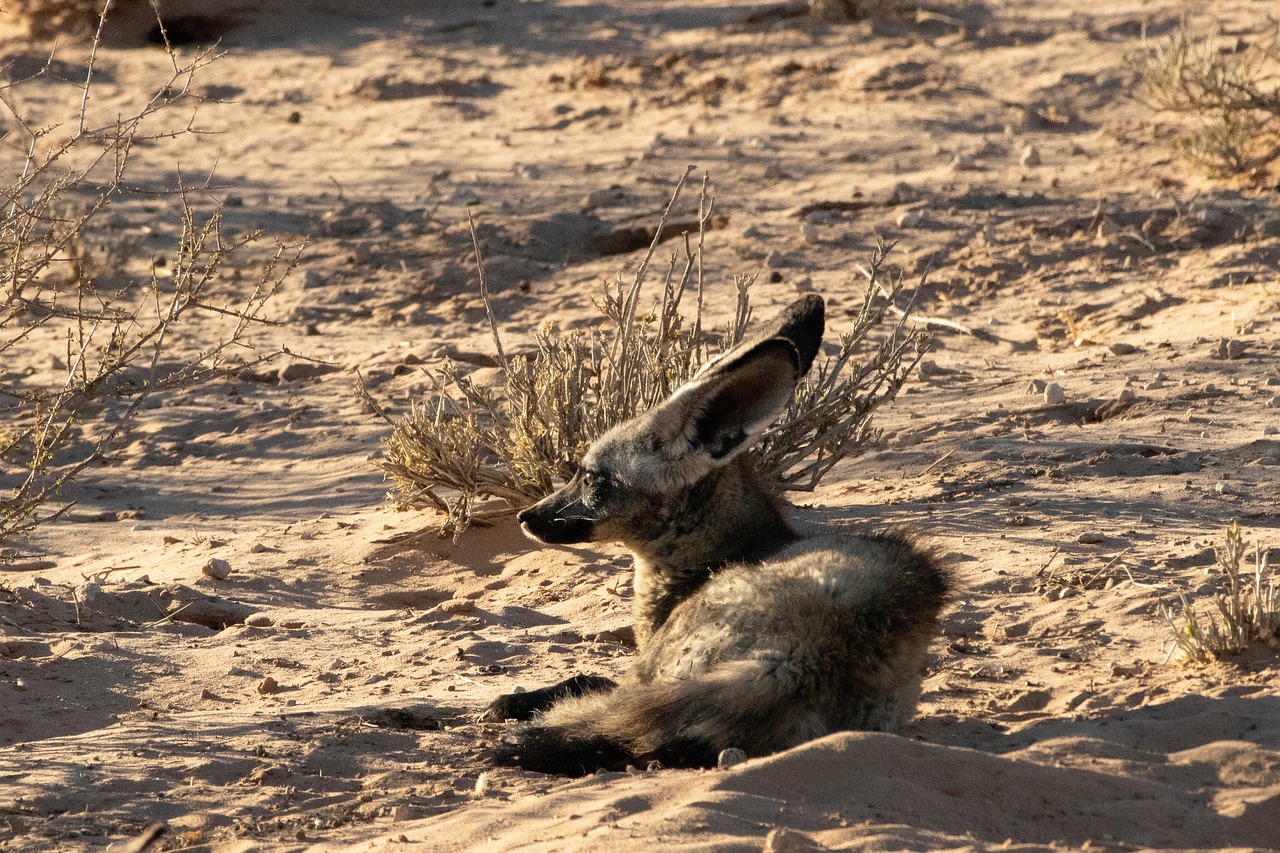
[3,1,1280,850]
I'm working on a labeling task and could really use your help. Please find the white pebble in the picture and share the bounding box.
[800,221,820,243]
[717,747,747,769]
[895,209,922,228]
[1043,382,1065,405]
[202,558,233,580]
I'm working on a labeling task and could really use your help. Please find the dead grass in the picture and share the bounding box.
[0,11,295,545]
[1131,19,1280,180]
[1162,522,1280,665]
[379,170,929,538]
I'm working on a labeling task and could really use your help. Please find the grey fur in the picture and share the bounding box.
[491,295,949,776]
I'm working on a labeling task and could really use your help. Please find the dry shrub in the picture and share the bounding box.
[380,170,930,538]
[1162,522,1280,665]
[1,16,295,545]
[1131,20,1280,180]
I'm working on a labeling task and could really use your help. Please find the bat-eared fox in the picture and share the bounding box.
[483,294,949,776]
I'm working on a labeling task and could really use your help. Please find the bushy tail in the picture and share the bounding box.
[492,659,824,776]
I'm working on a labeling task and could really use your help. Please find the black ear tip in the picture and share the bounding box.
[773,295,825,374]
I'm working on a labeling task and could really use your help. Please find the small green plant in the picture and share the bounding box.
[1130,20,1280,179]
[1162,522,1280,665]
[379,170,930,538]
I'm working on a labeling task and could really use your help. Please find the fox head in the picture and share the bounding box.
[517,295,825,547]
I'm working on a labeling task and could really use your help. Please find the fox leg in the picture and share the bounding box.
[481,674,616,722]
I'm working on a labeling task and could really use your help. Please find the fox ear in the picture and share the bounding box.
[656,337,801,462]
[695,294,824,381]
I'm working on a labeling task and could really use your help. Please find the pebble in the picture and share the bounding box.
[1267,396,1280,408]
[278,360,342,382]
[800,221,820,243]
[1026,378,1046,394]
[1109,342,1137,355]
[1020,144,1041,167]
[202,558,233,580]
[1216,338,1246,360]
[1215,481,1231,494]
[439,598,476,615]
[895,209,922,228]
[1077,532,1106,544]
[1117,389,1136,403]
[1264,426,1278,436]
[763,827,819,853]
[717,747,748,769]
[950,152,978,171]
[245,613,273,627]
[1043,382,1065,405]
[200,688,216,700]
[1143,379,1164,391]
[257,676,279,695]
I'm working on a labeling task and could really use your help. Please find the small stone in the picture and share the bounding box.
[717,748,747,769]
[763,827,819,853]
[202,558,233,580]
[1043,382,1065,405]
[200,688,216,700]
[1117,389,1136,403]
[1267,395,1280,408]
[950,152,978,171]
[1154,370,1167,381]
[1215,481,1231,494]
[1019,144,1041,167]
[13,678,28,692]
[278,360,342,382]
[800,221,820,243]
[1143,379,1164,391]
[362,673,386,685]
[1109,342,1137,355]
[1058,587,1077,600]
[1204,383,1218,393]
[1216,338,1246,360]
[257,676,279,695]
[1264,426,1278,436]
[438,598,476,615]
[517,163,540,180]
[244,613,273,627]
[1026,378,1047,394]
[895,209,922,228]
[1077,532,1106,544]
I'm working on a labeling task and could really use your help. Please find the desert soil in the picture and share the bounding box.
[3,1,1280,851]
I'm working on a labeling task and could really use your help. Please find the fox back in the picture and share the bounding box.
[492,295,950,775]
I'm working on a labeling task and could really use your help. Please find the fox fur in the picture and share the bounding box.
[485,294,950,776]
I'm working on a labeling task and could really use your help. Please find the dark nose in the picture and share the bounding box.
[516,507,531,523]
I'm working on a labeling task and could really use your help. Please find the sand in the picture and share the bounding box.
[2,1,1279,851]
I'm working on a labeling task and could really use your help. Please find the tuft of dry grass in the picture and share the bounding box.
[1,9,296,545]
[1162,522,1280,665]
[379,169,930,538]
[1130,20,1280,180]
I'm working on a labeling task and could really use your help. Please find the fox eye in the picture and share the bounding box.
[581,470,611,503]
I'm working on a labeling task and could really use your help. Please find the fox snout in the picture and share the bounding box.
[517,478,596,545]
